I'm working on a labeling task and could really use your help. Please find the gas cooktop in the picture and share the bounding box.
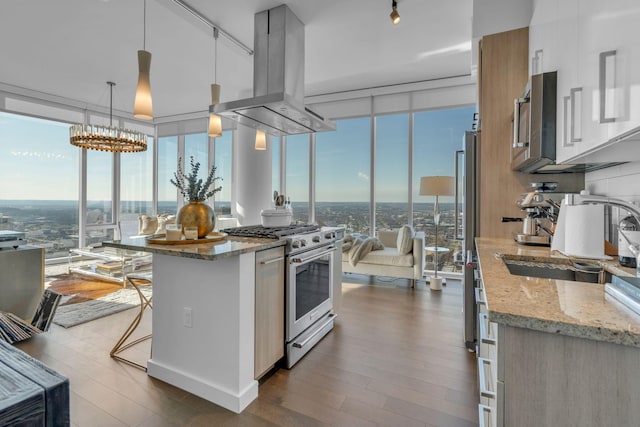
[221,224,320,239]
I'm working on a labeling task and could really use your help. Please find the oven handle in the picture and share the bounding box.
[293,313,336,348]
[290,245,335,264]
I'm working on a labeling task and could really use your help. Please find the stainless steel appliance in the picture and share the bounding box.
[512,71,557,173]
[501,184,561,246]
[222,224,344,367]
[458,131,480,351]
[213,5,335,137]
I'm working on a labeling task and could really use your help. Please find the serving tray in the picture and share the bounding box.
[146,231,228,245]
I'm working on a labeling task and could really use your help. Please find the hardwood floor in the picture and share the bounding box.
[16,275,479,426]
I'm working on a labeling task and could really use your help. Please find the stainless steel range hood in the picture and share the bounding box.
[212,5,335,137]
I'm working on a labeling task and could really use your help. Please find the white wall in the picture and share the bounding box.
[585,162,640,242]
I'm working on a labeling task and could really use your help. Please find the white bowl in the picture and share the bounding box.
[261,209,292,227]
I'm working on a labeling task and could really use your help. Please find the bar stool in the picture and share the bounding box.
[109,271,153,371]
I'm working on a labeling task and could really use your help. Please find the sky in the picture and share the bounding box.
[0,106,474,203]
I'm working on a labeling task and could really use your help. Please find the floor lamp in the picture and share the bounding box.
[420,176,455,291]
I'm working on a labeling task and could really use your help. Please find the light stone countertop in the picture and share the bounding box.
[103,235,284,261]
[476,237,640,347]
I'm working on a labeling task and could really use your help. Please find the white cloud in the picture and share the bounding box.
[358,171,369,181]
[10,151,67,160]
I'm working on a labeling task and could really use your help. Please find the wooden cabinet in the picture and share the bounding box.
[0,246,44,320]
[497,324,640,426]
[254,246,285,379]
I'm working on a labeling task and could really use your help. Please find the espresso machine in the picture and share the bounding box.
[502,182,561,246]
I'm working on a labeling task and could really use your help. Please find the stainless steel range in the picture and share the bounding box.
[223,224,344,367]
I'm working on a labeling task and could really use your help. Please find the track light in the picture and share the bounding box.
[255,130,266,150]
[390,0,400,25]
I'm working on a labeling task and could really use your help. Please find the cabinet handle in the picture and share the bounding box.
[570,87,583,143]
[599,50,617,123]
[478,404,493,427]
[292,313,336,348]
[261,257,284,265]
[479,313,496,345]
[454,150,464,240]
[478,357,497,399]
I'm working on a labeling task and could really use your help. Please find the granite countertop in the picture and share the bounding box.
[476,237,640,347]
[103,235,285,261]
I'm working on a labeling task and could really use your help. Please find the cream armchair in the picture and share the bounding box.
[341,229,425,288]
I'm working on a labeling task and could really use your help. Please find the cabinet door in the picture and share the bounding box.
[529,0,558,76]
[254,246,285,379]
[602,0,640,140]
[555,0,581,162]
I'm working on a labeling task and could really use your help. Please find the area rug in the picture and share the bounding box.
[52,285,152,328]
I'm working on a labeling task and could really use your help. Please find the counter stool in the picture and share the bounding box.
[110,271,153,371]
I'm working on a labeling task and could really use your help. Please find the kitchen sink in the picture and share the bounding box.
[500,255,607,283]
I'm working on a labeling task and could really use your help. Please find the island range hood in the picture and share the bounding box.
[212,5,335,137]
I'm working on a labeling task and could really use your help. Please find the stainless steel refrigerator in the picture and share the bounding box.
[455,131,479,351]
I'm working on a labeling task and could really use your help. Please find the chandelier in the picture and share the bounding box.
[69,82,148,153]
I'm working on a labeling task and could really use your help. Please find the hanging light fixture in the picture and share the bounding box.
[255,130,266,150]
[208,27,222,137]
[390,0,400,24]
[70,82,147,152]
[134,0,153,120]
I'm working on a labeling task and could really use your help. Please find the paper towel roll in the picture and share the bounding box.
[563,204,605,258]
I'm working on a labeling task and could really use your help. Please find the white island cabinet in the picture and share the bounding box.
[103,236,285,414]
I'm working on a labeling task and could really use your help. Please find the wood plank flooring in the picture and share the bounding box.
[16,275,479,426]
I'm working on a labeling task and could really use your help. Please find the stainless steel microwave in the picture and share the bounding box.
[511,71,557,173]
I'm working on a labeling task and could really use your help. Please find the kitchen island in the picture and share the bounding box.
[476,237,640,426]
[103,235,284,414]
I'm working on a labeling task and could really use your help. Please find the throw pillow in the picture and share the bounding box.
[138,215,158,236]
[396,225,413,255]
[155,214,176,234]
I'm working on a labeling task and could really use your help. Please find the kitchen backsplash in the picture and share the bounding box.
[585,161,640,245]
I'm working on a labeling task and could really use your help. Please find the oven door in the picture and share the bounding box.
[286,245,335,342]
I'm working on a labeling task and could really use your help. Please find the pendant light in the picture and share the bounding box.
[69,82,147,152]
[208,27,222,137]
[255,130,266,150]
[134,0,153,120]
[390,0,400,25]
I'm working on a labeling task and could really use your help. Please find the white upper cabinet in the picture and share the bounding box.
[531,0,640,163]
[529,0,559,76]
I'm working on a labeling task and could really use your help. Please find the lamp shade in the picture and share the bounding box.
[255,130,266,150]
[134,50,153,120]
[419,176,455,196]
[208,113,222,137]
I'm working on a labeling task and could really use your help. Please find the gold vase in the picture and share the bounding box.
[177,201,216,238]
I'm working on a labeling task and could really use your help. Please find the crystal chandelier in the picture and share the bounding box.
[69,82,148,153]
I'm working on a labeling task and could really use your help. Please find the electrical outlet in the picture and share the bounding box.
[183,307,192,328]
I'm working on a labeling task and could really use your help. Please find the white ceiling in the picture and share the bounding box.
[0,0,473,120]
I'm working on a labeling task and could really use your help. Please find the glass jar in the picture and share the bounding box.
[618,215,639,268]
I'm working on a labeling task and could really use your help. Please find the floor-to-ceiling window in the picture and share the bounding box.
[214,131,232,215]
[413,106,475,273]
[272,136,281,195]
[375,113,409,233]
[158,136,178,215]
[315,117,371,234]
[285,134,310,224]
[120,135,154,221]
[0,111,79,258]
